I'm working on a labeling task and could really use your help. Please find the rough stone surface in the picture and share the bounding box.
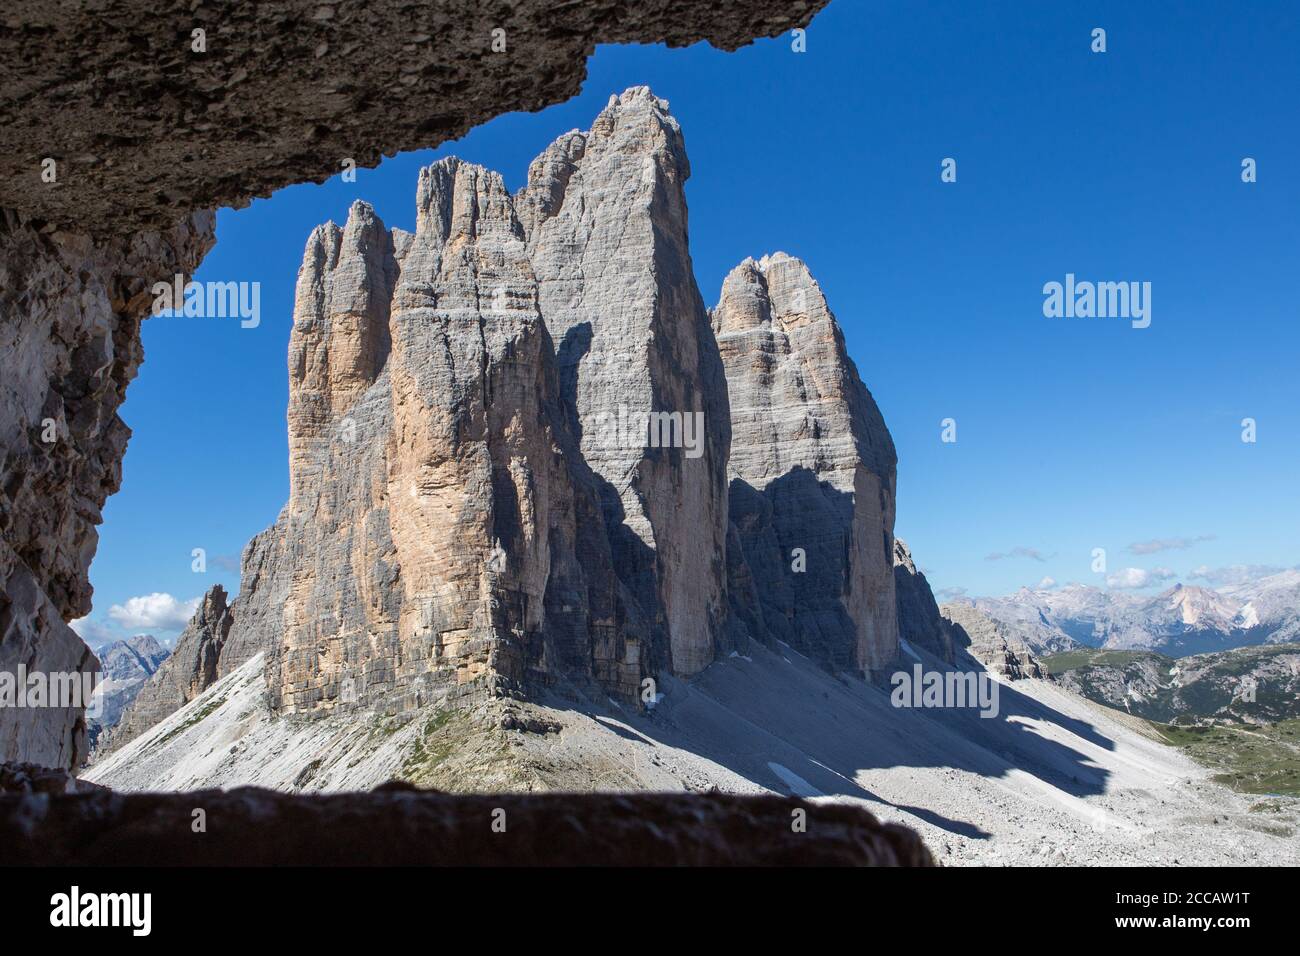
[0,1,828,237]
[0,760,106,796]
[103,585,234,751]
[190,91,751,719]
[0,209,214,769]
[0,781,933,866]
[524,88,733,676]
[941,602,1045,681]
[85,633,169,748]
[714,253,898,673]
[893,538,954,662]
[0,0,829,771]
[254,169,657,718]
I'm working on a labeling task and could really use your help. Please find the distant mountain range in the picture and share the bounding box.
[1042,643,1300,726]
[87,635,170,748]
[952,570,1300,657]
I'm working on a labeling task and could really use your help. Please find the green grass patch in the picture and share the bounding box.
[1042,648,1166,674]
[1148,718,1300,797]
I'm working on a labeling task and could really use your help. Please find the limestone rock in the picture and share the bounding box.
[229,172,659,719]
[103,585,234,751]
[524,88,733,676]
[941,602,1045,680]
[85,634,169,748]
[893,539,954,662]
[714,253,898,673]
[0,1,829,235]
[0,208,214,769]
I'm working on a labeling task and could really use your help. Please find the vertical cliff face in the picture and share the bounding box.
[714,253,899,674]
[0,210,214,768]
[377,158,651,708]
[237,161,660,720]
[893,539,954,662]
[103,90,924,746]
[524,89,733,676]
[104,585,233,751]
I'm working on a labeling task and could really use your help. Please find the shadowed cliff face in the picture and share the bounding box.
[0,2,829,769]
[713,253,899,674]
[0,769,934,866]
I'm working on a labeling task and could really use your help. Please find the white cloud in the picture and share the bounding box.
[1188,564,1286,586]
[1127,535,1214,555]
[69,616,118,646]
[1035,576,1057,590]
[1105,567,1175,590]
[985,546,1051,563]
[107,592,199,631]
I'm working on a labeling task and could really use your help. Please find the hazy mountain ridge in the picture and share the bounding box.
[86,634,170,748]
[1043,643,1300,726]
[961,570,1300,657]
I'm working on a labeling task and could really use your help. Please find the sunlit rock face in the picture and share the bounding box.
[523,88,733,676]
[713,253,899,674]
[243,134,682,718]
[236,90,745,717]
[0,0,828,772]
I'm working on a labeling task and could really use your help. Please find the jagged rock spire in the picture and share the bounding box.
[714,252,899,673]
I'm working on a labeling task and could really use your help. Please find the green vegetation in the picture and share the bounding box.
[1042,648,1166,675]
[149,695,226,749]
[399,709,456,781]
[1149,718,1300,797]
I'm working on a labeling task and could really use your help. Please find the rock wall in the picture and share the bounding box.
[714,253,898,674]
[105,585,234,750]
[524,88,732,676]
[0,209,214,769]
[0,1,828,770]
[257,172,656,718]
[893,538,954,662]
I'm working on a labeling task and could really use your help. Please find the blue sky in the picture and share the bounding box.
[73,1,1300,646]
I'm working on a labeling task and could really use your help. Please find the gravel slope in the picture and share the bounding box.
[85,644,1300,865]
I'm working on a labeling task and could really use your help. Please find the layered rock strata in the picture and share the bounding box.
[0,0,828,772]
[523,89,733,676]
[0,209,214,769]
[104,585,234,750]
[713,253,899,673]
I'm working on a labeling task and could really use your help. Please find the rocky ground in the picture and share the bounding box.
[85,642,1300,866]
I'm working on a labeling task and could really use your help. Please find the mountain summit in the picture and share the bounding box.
[107,89,927,751]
